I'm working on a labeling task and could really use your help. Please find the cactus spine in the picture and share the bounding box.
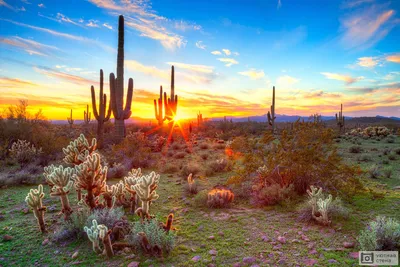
[25,184,46,233]
[67,109,74,128]
[84,104,91,125]
[91,70,112,148]
[154,86,166,126]
[336,103,345,134]
[110,15,133,143]
[164,66,178,121]
[267,86,276,133]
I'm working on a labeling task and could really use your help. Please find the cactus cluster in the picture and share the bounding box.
[132,171,160,220]
[25,184,47,233]
[267,86,276,133]
[63,134,97,166]
[335,103,345,134]
[306,185,332,226]
[207,186,234,208]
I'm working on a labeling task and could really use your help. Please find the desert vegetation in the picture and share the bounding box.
[1,13,400,267]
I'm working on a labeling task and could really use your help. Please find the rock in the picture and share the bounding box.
[22,208,29,214]
[328,259,338,264]
[277,259,286,265]
[301,235,310,241]
[242,257,256,264]
[273,245,282,250]
[233,263,242,267]
[209,249,217,256]
[250,265,260,267]
[208,235,215,240]
[3,235,13,241]
[392,186,400,190]
[303,258,318,266]
[349,252,359,259]
[198,225,204,231]
[200,244,206,249]
[218,231,224,236]
[261,235,269,242]
[127,261,140,267]
[42,239,49,246]
[71,251,79,259]
[208,264,216,267]
[192,255,201,262]
[343,241,355,248]
[123,247,131,254]
[277,236,286,244]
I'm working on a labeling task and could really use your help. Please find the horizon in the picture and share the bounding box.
[1,0,399,120]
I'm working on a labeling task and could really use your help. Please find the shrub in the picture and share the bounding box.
[207,186,234,208]
[9,139,42,167]
[386,135,396,143]
[394,147,400,155]
[174,152,186,159]
[199,143,209,150]
[214,143,226,150]
[0,170,42,186]
[208,158,230,173]
[383,148,391,155]
[388,154,396,160]
[86,207,124,230]
[359,154,372,162]
[185,174,198,195]
[357,216,400,251]
[162,164,179,174]
[193,189,208,207]
[107,163,126,179]
[349,145,362,153]
[382,159,389,165]
[383,167,393,178]
[200,153,209,160]
[252,183,296,206]
[127,219,175,254]
[181,163,200,178]
[171,143,181,150]
[52,208,90,243]
[368,165,381,179]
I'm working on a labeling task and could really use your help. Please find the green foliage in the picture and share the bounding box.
[382,167,393,178]
[53,207,90,242]
[192,189,208,208]
[368,164,381,179]
[349,145,362,153]
[252,183,295,206]
[358,216,400,251]
[127,219,175,254]
[86,207,124,229]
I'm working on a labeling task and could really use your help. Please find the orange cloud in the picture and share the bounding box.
[386,54,400,63]
[33,67,97,85]
[357,57,380,68]
[320,72,361,84]
[217,58,238,67]
[238,69,265,80]
[0,77,38,88]
[0,36,60,57]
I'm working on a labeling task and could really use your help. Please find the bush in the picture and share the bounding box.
[171,143,181,150]
[359,154,372,162]
[349,145,362,153]
[162,164,179,174]
[208,159,231,173]
[357,216,400,251]
[86,207,125,230]
[181,163,200,178]
[368,165,381,179]
[174,152,186,159]
[200,153,209,160]
[9,139,42,167]
[386,135,396,143]
[383,167,393,178]
[199,143,209,150]
[127,219,175,254]
[52,208,90,243]
[388,154,396,161]
[207,186,234,208]
[0,170,42,186]
[252,183,296,206]
[193,189,208,207]
[107,163,126,179]
[297,195,349,223]
[394,148,400,155]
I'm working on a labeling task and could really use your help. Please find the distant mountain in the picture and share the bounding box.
[211,114,340,123]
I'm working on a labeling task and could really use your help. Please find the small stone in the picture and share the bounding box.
[42,239,49,246]
[273,245,282,250]
[192,255,201,262]
[343,241,355,248]
[261,235,269,242]
[277,236,286,244]
[301,235,310,241]
[22,208,29,214]
[250,265,260,267]
[198,225,204,231]
[208,264,216,267]
[242,257,256,264]
[218,231,224,236]
[233,263,242,267]
[209,249,217,256]
[303,258,318,266]
[200,244,206,249]
[349,252,359,259]
[208,235,215,240]
[277,259,286,265]
[309,249,317,255]
[3,235,13,241]
[328,259,338,264]
[127,261,140,267]
[71,251,79,259]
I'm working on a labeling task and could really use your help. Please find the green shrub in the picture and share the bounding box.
[394,148,400,155]
[358,216,400,251]
[383,167,393,178]
[252,183,296,206]
[359,154,372,162]
[86,207,124,230]
[297,195,349,223]
[193,189,208,208]
[368,165,381,179]
[52,208,90,243]
[349,145,362,153]
[181,163,200,178]
[9,139,42,167]
[388,154,396,160]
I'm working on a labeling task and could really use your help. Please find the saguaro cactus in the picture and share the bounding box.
[43,165,74,220]
[25,184,47,233]
[67,109,74,128]
[91,70,111,148]
[267,86,276,133]
[154,86,166,126]
[133,171,160,219]
[336,103,345,134]
[197,111,203,127]
[164,66,178,121]
[84,104,91,125]
[110,15,134,143]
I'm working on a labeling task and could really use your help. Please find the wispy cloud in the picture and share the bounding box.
[222,49,231,56]
[277,0,282,10]
[277,75,300,86]
[341,0,374,9]
[174,20,201,31]
[125,60,169,80]
[0,36,60,57]
[103,23,113,30]
[21,0,31,4]
[233,52,240,56]
[320,72,362,84]
[357,56,380,67]
[0,77,37,88]
[56,13,81,26]
[211,51,221,55]
[0,19,115,53]
[86,19,100,27]
[195,41,206,50]
[340,5,395,50]
[386,54,400,63]
[238,69,265,80]
[166,62,214,74]
[38,3,44,8]
[0,0,15,11]
[33,66,96,85]
[217,58,238,67]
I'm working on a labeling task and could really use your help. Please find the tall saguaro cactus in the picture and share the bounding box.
[67,109,74,128]
[336,103,345,134]
[164,66,178,121]
[267,86,276,133]
[84,104,91,125]
[110,15,133,142]
[91,69,111,148]
[154,86,165,126]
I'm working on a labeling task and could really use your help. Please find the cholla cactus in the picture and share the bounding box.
[313,195,332,226]
[100,185,117,209]
[207,187,234,208]
[307,185,323,215]
[98,224,114,258]
[186,173,197,194]
[9,139,42,166]
[124,168,142,213]
[25,184,47,233]
[84,219,102,254]
[132,171,160,219]
[43,165,74,220]
[63,134,97,166]
[74,153,107,210]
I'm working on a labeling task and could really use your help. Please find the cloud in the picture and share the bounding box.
[357,57,380,68]
[38,3,44,8]
[86,19,100,27]
[302,90,342,99]
[166,62,214,74]
[195,41,206,50]
[222,49,231,56]
[0,0,15,11]
[0,19,115,53]
[340,6,395,50]
[238,69,265,80]
[0,77,37,88]
[277,75,299,85]
[33,66,97,85]
[341,0,374,9]
[174,20,202,31]
[103,23,113,30]
[21,0,31,4]
[0,36,60,57]
[320,72,362,84]
[126,60,169,80]
[217,58,238,67]
[211,51,221,55]
[386,54,400,63]
[277,0,282,9]
[56,13,81,27]
[17,6,26,11]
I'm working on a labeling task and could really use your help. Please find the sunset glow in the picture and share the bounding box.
[0,0,399,120]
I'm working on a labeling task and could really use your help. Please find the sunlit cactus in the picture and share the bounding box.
[84,219,102,254]
[267,86,276,133]
[186,173,197,194]
[43,165,74,220]
[110,15,134,142]
[124,168,142,213]
[164,66,178,121]
[101,184,117,209]
[197,111,203,127]
[313,195,332,226]
[74,153,107,210]
[207,186,234,208]
[25,184,47,233]
[62,134,97,166]
[162,213,175,233]
[67,109,74,128]
[132,171,160,219]
[98,224,114,258]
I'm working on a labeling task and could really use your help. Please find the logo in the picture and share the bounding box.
[360,252,374,264]
[359,251,398,266]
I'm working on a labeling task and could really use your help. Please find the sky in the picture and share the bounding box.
[0,0,399,120]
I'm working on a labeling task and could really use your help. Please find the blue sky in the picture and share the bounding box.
[0,0,399,119]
